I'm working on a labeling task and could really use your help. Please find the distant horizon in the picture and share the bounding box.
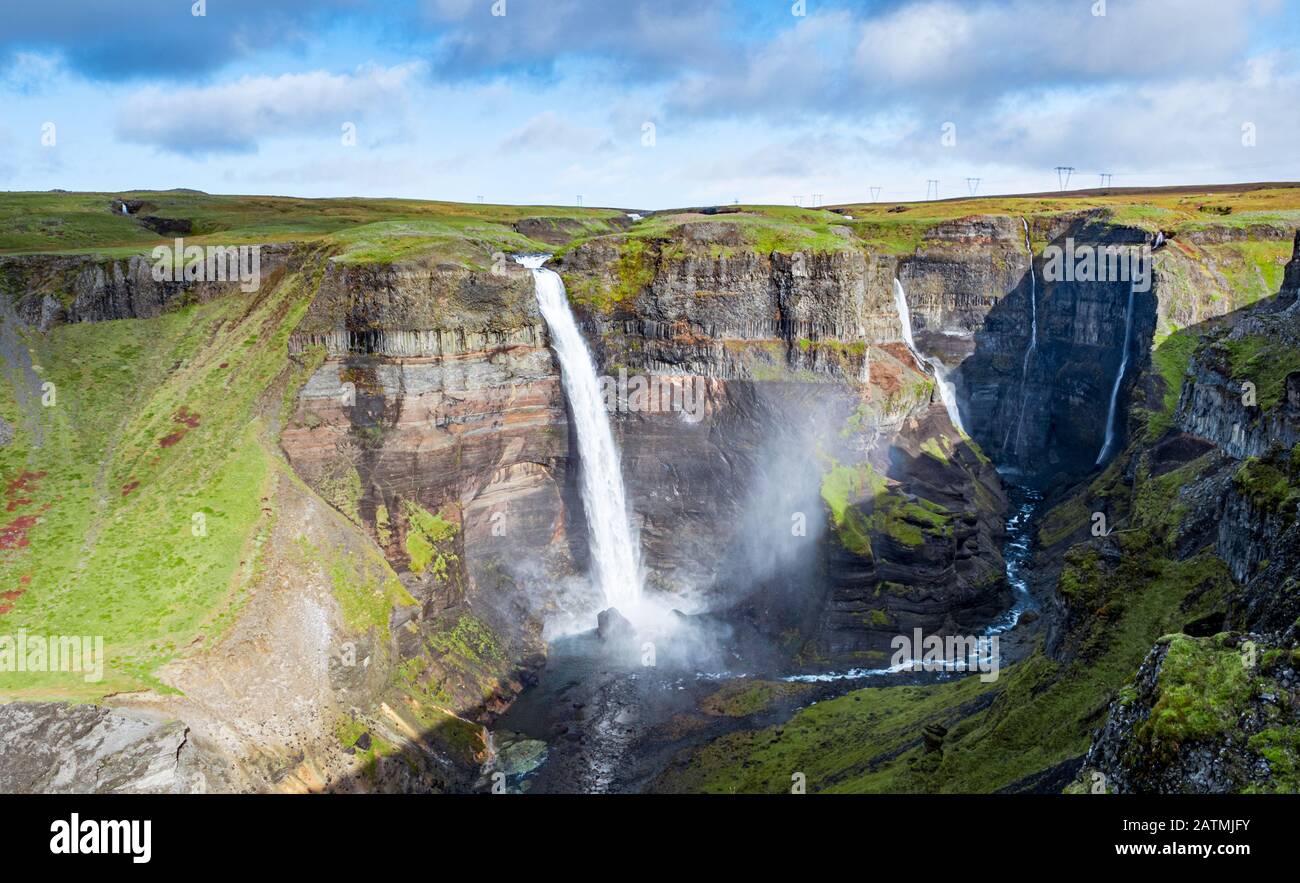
[10,179,1300,215]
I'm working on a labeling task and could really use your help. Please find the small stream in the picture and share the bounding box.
[985,485,1042,635]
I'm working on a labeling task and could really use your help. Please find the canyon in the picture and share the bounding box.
[0,187,1296,793]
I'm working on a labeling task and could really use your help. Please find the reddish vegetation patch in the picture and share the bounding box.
[122,480,140,496]
[219,362,229,369]
[0,472,44,550]
[0,515,38,550]
[5,471,47,497]
[1,590,23,601]
[869,347,911,397]
[0,605,10,615]
[159,407,201,446]
[19,575,30,585]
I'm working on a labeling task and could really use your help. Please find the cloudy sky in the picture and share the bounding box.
[1,0,1297,207]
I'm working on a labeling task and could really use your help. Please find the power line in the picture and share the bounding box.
[966,177,981,197]
[926,179,939,200]
[1055,166,1075,190]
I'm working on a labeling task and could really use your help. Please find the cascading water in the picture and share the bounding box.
[892,279,966,436]
[1096,277,1137,464]
[517,255,643,618]
[1003,218,1038,458]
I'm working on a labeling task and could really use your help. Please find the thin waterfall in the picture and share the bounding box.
[517,255,643,617]
[893,279,966,436]
[1003,218,1038,457]
[1096,278,1137,464]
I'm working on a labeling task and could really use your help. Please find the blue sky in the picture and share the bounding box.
[1,0,1297,208]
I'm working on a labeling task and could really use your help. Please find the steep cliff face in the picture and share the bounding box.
[277,228,1012,672]
[282,259,572,718]
[1064,233,1300,793]
[548,224,1011,664]
[0,248,504,793]
[946,215,1156,483]
[648,219,1300,796]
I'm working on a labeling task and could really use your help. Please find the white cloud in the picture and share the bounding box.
[114,63,424,155]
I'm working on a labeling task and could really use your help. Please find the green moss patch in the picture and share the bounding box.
[1137,635,1256,762]
[1220,334,1300,411]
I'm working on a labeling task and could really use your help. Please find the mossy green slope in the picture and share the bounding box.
[0,251,384,699]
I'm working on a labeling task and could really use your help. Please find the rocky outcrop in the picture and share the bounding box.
[1080,632,1299,793]
[0,245,293,329]
[1068,231,1300,793]
[1173,299,1300,461]
[557,233,880,382]
[0,703,229,793]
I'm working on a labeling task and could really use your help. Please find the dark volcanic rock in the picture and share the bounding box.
[597,607,636,643]
[139,215,193,235]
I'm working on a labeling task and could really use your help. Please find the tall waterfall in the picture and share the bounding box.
[893,279,965,436]
[1003,218,1038,457]
[518,255,643,616]
[1096,278,1136,464]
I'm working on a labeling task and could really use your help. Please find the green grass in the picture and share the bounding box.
[0,191,625,262]
[697,679,815,718]
[402,500,457,578]
[660,526,1235,793]
[1220,334,1300,411]
[1232,455,1300,522]
[1144,329,1200,440]
[1207,239,1294,307]
[308,538,414,638]
[1137,634,1255,763]
[0,259,347,699]
[656,672,999,793]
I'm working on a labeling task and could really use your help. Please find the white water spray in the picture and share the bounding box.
[1096,278,1136,464]
[518,255,643,617]
[892,279,965,435]
[1003,218,1038,457]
